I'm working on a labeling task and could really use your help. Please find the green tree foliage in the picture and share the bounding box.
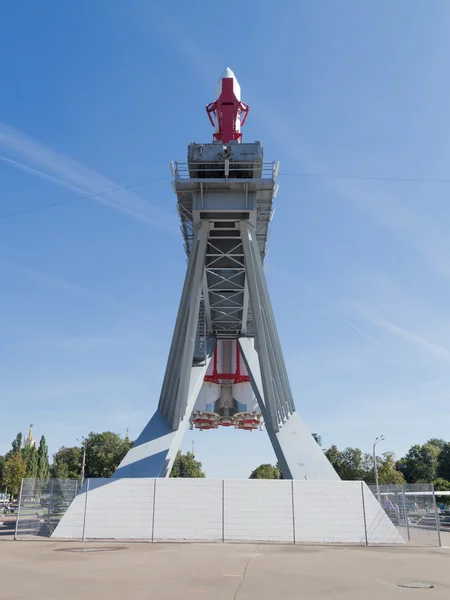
[434,477,450,491]
[3,453,27,497]
[6,432,23,459]
[22,445,38,478]
[0,456,5,490]
[427,438,447,450]
[377,452,405,485]
[397,443,441,483]
[170,451,206,478]
[433,477,450,505]
[37,435,50,479]
[325,446,368,481]
[51,447,83,479]
[84,432,132,478]
[249,463,281,479]
[324,446,404,483]
[436,443,450,480]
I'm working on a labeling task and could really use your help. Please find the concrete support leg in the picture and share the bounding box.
[113,362,210,478]
[113,223,212,478]
[238,221,340,482]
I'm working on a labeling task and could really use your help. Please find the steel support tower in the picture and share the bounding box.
[114,69,338,481]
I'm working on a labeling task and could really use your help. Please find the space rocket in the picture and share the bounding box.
[190,69,261,432]
[206,67,250,144]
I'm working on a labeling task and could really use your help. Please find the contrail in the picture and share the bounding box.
[342,318,383,347]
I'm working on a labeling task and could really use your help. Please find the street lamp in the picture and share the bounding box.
[373,435,385,503]
[76,437,86,487]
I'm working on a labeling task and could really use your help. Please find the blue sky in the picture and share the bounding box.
[1,1,450,477]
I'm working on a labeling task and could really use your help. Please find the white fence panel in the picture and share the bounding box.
[153,479,222,541]
[51,478,404,545]
[50,487,86,539]
[224,479,294,542]
[83,478,153,540]
[293,481,366,544]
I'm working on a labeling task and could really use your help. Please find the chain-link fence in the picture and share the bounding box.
[15,478,79,539]
[367,483,446,547]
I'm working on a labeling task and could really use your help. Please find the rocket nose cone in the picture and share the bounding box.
[220,67,236,80]
[215,67,241,100]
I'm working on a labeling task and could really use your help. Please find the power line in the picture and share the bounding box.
[3,169,450,222]
[0,176,169,221]
[279,172,450,184]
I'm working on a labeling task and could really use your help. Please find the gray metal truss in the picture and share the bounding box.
[113,142,339,480]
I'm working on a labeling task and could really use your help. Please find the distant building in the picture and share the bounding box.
[23,424,36,448]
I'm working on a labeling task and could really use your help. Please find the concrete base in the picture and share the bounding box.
[52,479,403,545]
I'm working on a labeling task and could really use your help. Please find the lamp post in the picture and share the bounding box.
[77,437,86,487]
[373,435,385,503]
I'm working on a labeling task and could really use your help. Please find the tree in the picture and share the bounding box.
[3,454,27,497]
[325,445,342,474]
[325,447,369,481]
[437,443,450,480]
[324,446,404,484]
[427,438,447,451]
[22,445,38,478]
[37,435,50,479]
[51,447,83,479]
[377,452,405,485]
[433,477,450,505]
[249,463,281,479]
[275,462,284,479]
[6,432,23,459]
[84,432,132,478]
[0,456,5,491]
[434,477,450,491]
[397,443,441,483]
[170,451,206,478]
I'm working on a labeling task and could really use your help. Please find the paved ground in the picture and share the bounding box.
[0,541,449,600]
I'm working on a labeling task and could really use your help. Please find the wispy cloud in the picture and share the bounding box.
[352,302,450,362]
[269,267,383,347]
[0,124,178,232]
[341,318,383,347]
[0,256,149,315]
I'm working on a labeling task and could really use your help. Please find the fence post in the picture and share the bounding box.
[401,485,410,542]
[432,484,442,548]
[221,480,225,543]
[151,479,157,543]
[81,478,90,542]
[47,479,54,538]
[291,480,296,545]
[361,482,368,547]
[14,478,25,541]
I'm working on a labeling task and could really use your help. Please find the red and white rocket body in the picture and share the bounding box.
[206,67,250,144]
[190,69,261,432]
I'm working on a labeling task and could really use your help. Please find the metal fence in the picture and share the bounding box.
[15,478,79,539]
[367,483,446,547]
[14,479,447,546]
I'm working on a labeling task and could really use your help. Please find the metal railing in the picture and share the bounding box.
[171,161,279,180]
[367,483,445,547]
[15,478,78,539]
